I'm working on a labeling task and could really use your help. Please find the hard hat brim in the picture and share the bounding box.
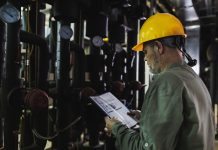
[132,43,143,51]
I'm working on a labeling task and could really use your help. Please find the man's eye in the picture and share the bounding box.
[143,50,147,54]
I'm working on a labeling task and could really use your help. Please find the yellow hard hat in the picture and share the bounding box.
[132,13,186,51]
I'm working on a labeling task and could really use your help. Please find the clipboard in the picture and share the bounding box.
[90,92,138,128]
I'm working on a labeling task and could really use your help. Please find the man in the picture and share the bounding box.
[105,13,215,150]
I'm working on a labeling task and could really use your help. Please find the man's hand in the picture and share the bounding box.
[105,117,120,135]
[127,110,141,120]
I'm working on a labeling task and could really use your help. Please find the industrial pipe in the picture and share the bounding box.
[20,30,49,90]
[0,20,5,150]
[0,2,21,149]
[20,30,49,149]
[56,22,71,149]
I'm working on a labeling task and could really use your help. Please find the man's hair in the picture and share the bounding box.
[158,36,185,50]
[144,36,185,50]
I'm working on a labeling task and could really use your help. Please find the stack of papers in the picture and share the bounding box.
[90,92,138,128]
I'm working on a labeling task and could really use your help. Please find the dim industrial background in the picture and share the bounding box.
[0,0,218,149]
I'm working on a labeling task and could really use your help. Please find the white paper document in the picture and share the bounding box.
[90,92,138,128]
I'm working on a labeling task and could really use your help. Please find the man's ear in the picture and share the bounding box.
[154,41,164,54]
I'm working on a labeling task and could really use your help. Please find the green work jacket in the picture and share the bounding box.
[112,63,215,150]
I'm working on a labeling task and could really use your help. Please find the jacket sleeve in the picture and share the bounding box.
[112,122,148,150]
[112,73,184,150]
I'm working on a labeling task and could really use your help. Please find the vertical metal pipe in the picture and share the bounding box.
[0,1,6,148]
[48,21,57,74]
[215,0,218,106]
[1,16,21,150]
[206,1,218,108]
[0,118,4,149]
[74,10,84,47]
[0,2,21,150]
[127,19,145,109]
[0,21,4,86]
[56,21,71,149]
[210,62,216,105]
